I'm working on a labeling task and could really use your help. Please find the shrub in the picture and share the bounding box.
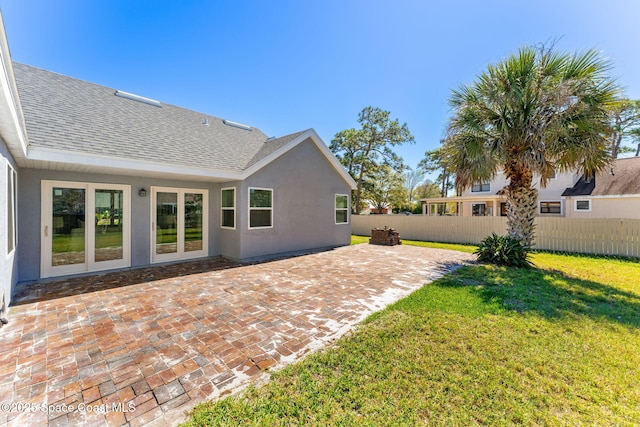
[474,233,532,268]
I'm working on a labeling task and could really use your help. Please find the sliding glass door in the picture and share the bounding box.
[151,187,208,262]
[42,181,131,278]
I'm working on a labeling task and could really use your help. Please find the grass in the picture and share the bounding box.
[182,238,640,426]
[351,234,477,253]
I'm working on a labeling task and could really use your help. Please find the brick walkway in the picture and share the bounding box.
[0,244,473,427]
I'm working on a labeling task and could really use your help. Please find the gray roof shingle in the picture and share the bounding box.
[245,130,309,169]
[562,157,640,197]
[13,63,302,173]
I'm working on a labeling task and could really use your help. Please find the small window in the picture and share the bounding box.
[471,182,490,192]
[471,203,486,216]
[7,164,17,254]
[249,188,273,229]
[335,194,349,224]
[221,188,235,229]
[540,201,561,214]
[499,202,508,217]
[575,199,591,212]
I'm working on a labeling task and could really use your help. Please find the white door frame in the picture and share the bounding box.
[150,186,208,263]
[41,180,131,278]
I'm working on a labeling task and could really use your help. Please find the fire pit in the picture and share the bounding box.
[369,226,402,246]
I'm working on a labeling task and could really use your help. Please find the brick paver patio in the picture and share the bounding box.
[0,244,473,426]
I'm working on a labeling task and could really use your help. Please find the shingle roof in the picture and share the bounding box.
[245,130,309,169]
[12,63,299,173]
[562,157,640,197]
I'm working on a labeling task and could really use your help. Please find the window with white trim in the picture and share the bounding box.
[249,188,273,229]
[540,201,561,214]
[7,164,17,254]
[471,203,486,216]
[574,199,591,212]
[471,182,490,192]
[335,194,349,224]
[221,187,235,229]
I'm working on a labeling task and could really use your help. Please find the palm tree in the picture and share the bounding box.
[443,46,618,246]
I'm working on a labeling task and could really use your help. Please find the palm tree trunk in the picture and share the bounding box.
[505,166,537,247]
[506,187,538,246]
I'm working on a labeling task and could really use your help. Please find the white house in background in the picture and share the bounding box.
[420,157,640,219]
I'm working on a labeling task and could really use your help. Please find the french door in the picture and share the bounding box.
[41,181,131,278]
[151,187,208,263]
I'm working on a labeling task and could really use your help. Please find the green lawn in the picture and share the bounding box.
[351,234,477,253]
[182,237,640,426]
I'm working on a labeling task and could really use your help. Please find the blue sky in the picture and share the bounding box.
[1,1,639,170]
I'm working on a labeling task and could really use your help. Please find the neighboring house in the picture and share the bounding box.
[0,13,355,312]
[420,157,640,219]
[562,157,640,218]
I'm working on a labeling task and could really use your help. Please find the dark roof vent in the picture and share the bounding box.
[114,90,162,107]
[222,119,252,131]
[203,118,209,126]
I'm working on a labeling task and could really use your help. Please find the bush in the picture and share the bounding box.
[474,233,532,268]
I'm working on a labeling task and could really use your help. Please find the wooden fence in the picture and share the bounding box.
[352,215,640,258]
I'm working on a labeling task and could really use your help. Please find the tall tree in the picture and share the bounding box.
[418,147,454,197]
[364,166,406,213]
[403,168,425,202]
[414,181,441,199]
[608,99,640,158]
[330,107,414,213]
[444,46,618,246]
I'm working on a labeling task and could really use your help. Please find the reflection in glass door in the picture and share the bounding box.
[156,192,178,255]
[184,193,203,252]
[152,187,208,262]
[95,189,124,262]
[42,181,131,278]
[52,187,86,267]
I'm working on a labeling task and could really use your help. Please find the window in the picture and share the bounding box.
[575,199,591,212]
[471,203,486,216]
[249,188,273,229]
[500,202,508,217]
[335,194,349,224]
[221,188,235,229]
[7,164,17,254]
[471,182,490,192]
[540,201,561,214]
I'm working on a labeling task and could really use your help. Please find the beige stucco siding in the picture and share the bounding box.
[564,197,640,219]
[460,171,579,200]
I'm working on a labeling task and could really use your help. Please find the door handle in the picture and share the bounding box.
[44,225,48,237]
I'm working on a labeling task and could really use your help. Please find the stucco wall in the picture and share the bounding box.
[17,169,220,282]
[238,139,352,259]
[564,197,640,219]
[0,138,18,308]
[461,171,579,200]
